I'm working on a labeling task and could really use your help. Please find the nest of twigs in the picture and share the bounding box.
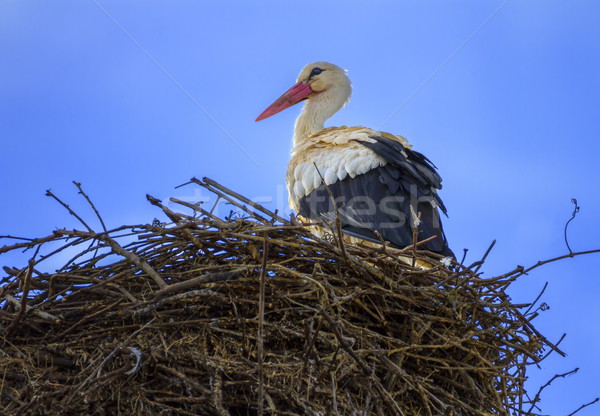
[0,177,586,415]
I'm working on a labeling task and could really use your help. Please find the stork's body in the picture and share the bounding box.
[257,62,453,258]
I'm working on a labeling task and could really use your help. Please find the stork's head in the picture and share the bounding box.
[256,61,352,122]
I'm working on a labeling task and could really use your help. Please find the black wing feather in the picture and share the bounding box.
[297,135,453,257]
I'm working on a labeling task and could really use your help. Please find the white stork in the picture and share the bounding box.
[256,62,453,259]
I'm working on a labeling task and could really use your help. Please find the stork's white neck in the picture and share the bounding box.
[293,86,350,145]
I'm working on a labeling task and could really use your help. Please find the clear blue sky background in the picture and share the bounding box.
[1,1,599,413]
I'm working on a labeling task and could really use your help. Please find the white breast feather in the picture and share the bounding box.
[301,169,314,192]
[324,167,337,185]
[287,127,409,208]
[293,162,306,181]
[287,127,412,212]
[293,181,304,202]
[288,146,386,203]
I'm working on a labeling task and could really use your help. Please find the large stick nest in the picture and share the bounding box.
[0,178,574,415]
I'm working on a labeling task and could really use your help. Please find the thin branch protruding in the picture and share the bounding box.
[564,198,580,255]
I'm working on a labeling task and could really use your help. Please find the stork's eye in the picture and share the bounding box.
[309,67,324,78]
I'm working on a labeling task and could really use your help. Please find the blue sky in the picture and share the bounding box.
[2,1,599,413]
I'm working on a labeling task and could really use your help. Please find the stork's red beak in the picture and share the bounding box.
[256,82,313,121]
